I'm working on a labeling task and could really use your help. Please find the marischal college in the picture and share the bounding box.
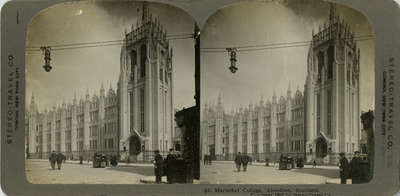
[201,6,365,164]
[26,4,176,162]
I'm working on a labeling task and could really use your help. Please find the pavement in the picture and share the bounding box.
[200,161,342,184]
[26,159,198,184]
[26,159,347,184]
[26,159,154,184]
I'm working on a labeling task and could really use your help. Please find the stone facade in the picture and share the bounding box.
[201,87,305,162]
[118,2,174,161]
[305,5,361,164]
[27,85,118,160]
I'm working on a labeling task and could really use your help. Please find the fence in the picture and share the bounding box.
[212,152,356,165]
[213,152,305,162]
[28,150,171,163]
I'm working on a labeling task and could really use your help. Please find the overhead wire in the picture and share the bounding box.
[25,34,374,54]
[26,33,194,52]
[201,35,375,53]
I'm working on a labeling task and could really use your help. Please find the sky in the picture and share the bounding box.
[26,1,195,111]
[201,0,375,113]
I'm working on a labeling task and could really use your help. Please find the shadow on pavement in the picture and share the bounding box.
[106,166,154,176]
[291,168,339,178]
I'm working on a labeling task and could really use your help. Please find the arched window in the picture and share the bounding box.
[327,46,334,79]
[140,44,147,78]
[130,50,137,81]
[317,51,324,82]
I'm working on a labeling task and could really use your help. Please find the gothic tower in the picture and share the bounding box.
[305,3,360,164]
[118,2,174,161]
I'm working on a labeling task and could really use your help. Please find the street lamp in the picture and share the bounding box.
[40,46,52,72]
[226,48,238,73]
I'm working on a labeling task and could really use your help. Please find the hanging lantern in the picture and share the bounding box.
[40,46,52,72]
[226,48,238,73]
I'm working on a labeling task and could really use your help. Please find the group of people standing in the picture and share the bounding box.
[49,150,66,170]
[153,149,179,183]
[203,154,212,165]
[339,151,366,184]
[234,152,251,172]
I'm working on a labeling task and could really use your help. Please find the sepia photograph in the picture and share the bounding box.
[200,0,375,184]
[2,0,400,195]
[25,1,199,184]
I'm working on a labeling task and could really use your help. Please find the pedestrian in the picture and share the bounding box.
[234,152,242,172]
[339,152,350,184]
[110,154,116,166]
[242,153,249,172]
[349,151,364,184]
[165,148,176,183]
[106,154,109,167]
[203,154,207,165]
[265,157,269,166]
[313,160,317,168]
[153,150,164,183]
[56,152,65,170]
[49,150,57,170]
[79,155,83,164]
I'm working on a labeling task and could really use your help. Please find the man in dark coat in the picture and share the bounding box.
[49,151,57,170]
[153,150,164,183]
[56,152,65,170]
[234,152,242,172]
[242,153,250,172]
[339,152,350,184]
[165,149,176,183]
[350,151,364,184]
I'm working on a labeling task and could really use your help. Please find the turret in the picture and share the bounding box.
[287,82,292,99]
[100,82,105,98]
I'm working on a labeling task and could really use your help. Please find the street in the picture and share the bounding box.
[200,161,340,184]
[26,160,341,184]
[26,159,155,184]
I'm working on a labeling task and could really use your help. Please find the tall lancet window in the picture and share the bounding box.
[347,52,352,85]
[327,46,334,79]
[317,93,321,135]
[317,52,324,83]
[140,88,145,133]
[129,92,134,132]
[140,44,147,78]
[327,90,332,135]
[130,50,137,81]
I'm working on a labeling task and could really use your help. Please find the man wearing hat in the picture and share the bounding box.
[339,152,349,184]
[153,150,164,183]
[349,151,363,184]
[48,150,57,170]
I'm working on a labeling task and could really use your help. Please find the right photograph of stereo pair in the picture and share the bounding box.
[200,0,375,184]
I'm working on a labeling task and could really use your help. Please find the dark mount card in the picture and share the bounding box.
[1,0,400,196]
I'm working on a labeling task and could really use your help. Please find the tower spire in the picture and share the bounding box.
[329,3,336,24]
[142,1,149,24]
[217,91,222,105]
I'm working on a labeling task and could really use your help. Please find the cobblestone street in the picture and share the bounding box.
[26,159,154,184]
[200,161,340,184]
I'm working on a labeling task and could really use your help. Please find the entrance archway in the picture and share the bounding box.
[316,137,328,158]
[129,134,141,156]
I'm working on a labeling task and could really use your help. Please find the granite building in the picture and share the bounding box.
[304,5,361,164]
[201,86,305,162]
[118,2,174,162]
[27,85,118,160]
